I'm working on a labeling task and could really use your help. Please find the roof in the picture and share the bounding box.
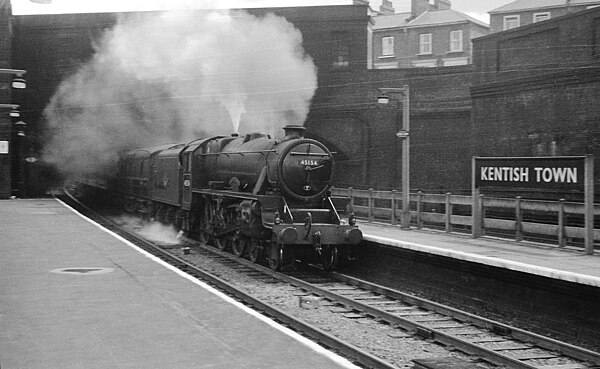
[489,0,600,14]
[372,9,488,30]
[372,11,411,29]
[410,9,489,28]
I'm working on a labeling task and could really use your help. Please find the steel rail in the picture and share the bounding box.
[271,269,600,369]
[62,184,600,368]
[59,190,397,369]
[332,272,600,366]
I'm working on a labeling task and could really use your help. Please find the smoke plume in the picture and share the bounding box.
[42,9,317,178]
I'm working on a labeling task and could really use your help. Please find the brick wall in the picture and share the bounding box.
[472,6,600,199]
[308,65,475,193]
[17,5,600,198]
[373,21,488,69]
[474,7,600,82]
[489,5,594,33]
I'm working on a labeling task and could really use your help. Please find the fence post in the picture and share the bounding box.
[479,194,486,236]
[472,189,482,238]
[558,198,566,248]
[348,187,354,211]
[584,155,594,255]
[515,196,523,242]
[391,190,397,225]
[417,191,423,229]
[445,192,452,233]
[368,188,374,222]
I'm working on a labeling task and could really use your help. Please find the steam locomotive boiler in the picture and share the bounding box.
[115,125,362,271]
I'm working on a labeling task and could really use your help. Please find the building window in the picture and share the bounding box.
[503,15,520,30]
[533,12,550,23]
[419,33,432,54]
[332,32,350,69]
[381,36,394,57]
[449,30,463,52]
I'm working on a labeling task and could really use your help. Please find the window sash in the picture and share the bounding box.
[382,36,394,56]
[503,15,520,30]
[450,30,463,52]
[533,12,550,23]
[419,33,432,54]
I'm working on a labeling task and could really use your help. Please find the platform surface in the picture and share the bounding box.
[359,221,600,288]
[0,199,359,369]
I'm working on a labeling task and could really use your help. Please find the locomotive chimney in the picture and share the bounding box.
[282,125,306,141]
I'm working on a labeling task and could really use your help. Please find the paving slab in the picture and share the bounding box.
[0,199,359,369]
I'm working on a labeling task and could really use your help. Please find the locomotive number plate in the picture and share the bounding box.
[299,159,320,167]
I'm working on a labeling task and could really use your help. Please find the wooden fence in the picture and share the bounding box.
[330,187,600,250]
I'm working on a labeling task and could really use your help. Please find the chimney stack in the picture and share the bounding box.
[379,0,395,15]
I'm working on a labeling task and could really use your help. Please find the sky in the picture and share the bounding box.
[11,0,516,23]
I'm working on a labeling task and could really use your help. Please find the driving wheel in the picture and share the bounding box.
[321,245,339,271]
[232,236,247,257]
[248,240,263,263]
[214,236,228,251]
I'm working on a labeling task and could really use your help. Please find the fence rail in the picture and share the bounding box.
[330,187,599,252]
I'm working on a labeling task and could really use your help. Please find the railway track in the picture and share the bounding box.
[61,189,600,369]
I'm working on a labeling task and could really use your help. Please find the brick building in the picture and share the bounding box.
[488,0,600,32]
[9,2,599,198]
[371,0,489,69]
[7,3,478,195]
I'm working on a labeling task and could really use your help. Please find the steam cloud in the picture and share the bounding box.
[42,9,318,178]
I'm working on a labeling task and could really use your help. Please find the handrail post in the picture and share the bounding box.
[416,191,423,229]
[584,155,594,255]
[515,196,523,242]
[558,198,566,248]
[391,190,397,225]
[348,187,354,211]
[445,192,452,233]
[479,194,486,237]
[368,188,374,222]
[472,188,482,238]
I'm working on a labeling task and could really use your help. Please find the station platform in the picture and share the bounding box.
[0,198,360,369]
[359,221,600,289]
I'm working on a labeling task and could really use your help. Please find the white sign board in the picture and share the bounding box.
[0,141,8,154]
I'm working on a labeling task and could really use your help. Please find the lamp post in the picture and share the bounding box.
[377,85,410,229]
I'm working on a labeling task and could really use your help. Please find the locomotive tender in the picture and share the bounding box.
[115,125,362,270]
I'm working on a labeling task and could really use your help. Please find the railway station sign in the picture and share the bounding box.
[472,155,595,255]
[474,156,586,191]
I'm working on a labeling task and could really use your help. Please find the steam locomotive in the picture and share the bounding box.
[114,125,362,271]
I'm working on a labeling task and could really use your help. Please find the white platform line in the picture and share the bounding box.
[56,197,361,369]
[365,234,600,288]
